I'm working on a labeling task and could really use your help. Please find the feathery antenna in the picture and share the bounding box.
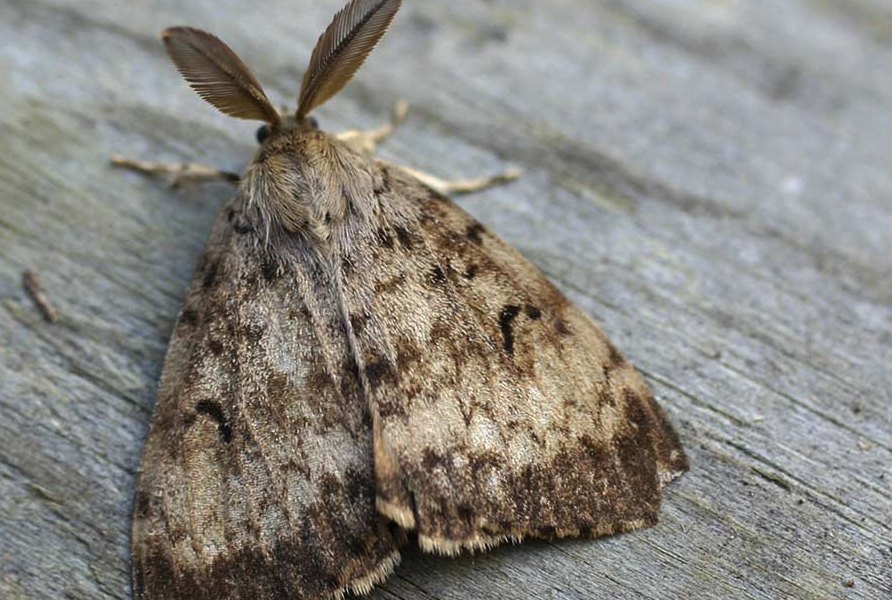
[297,0,402,119]
[162,27,280,124]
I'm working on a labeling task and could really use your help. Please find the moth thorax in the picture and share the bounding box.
[244,154,350,239]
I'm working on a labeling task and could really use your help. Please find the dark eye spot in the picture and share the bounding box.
[256,124,270,143]
[307,116,319,129]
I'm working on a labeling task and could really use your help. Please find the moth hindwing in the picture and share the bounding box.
[131,0,688,598]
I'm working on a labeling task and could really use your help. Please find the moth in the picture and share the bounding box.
[124,1,689,599]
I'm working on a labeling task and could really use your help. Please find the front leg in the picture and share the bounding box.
[337,101,521,195]
[110,154,240,188]
[336,100,409,155]
[399,165,521,196]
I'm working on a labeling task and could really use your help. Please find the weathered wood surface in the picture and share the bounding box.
[2,0,891,598]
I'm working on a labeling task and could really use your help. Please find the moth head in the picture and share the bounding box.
[252,114,320,152]
[161,0,402,143]
[255,117,318,145]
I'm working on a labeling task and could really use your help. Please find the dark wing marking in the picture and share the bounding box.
[132,194,401,599]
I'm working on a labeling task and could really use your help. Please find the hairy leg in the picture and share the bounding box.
[398,165,521,195]
[112,101,520,195]
[337,101,520,195]
[336,100,409,155]
[110,154,239,188]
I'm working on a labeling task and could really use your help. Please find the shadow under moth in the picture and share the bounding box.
[125,0,689,598]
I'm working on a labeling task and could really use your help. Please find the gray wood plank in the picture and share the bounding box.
[1,0,890,599]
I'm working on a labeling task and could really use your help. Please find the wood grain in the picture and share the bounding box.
[1,0,890,598]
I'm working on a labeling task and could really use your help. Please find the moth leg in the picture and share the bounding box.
[336,100,409,155]
[110,154,240,188]
[399,165,522,195]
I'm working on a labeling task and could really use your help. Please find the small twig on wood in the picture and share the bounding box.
[22,270,57,322]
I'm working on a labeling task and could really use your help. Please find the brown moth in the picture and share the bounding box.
[129,0,689,599]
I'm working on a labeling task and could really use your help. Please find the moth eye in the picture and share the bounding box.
[307,116,319,129]
[256,124,270,143]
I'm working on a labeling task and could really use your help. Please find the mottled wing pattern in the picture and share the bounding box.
[132,195,401,600]
[339,165,689,554]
